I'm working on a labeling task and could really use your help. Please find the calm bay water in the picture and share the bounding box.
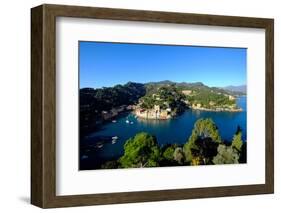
[80,96,246,169]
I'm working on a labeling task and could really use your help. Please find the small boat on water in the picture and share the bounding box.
[126,120,130,123]
[130,121,134,124]
[96,143,103,148]
[111,136,118,144]
[112,120,117,123]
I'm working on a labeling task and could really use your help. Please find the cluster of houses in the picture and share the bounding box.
[99,89,240,122]
[100,102,174,121]
[191,103,241,112]
[134,105,172,120]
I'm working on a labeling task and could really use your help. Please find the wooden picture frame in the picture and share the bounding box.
[31,4,274,208]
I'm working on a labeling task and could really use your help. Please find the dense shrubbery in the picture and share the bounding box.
[140,85,186,113]
[101,118,246,169]
[119,133,161,168]
[80,82,146,111]
[186,90,236,108]
[183,118,222,162]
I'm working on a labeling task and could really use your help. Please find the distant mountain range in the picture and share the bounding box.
[145,80,246,95]
[222,85,247,94]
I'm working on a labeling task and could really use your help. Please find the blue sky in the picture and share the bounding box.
[79,41,246,89]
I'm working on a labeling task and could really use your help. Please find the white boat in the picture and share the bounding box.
[130,121,134,124]
[96,143,103,148]
[112,120,117,123]
[112,140,117,144]
[126,120,130,123]
[112,136,118,140]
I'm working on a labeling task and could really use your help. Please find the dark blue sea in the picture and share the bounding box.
[80,96,246,169]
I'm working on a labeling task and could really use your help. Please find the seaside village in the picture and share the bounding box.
[100,94,173,122]
[135,104,172,120]
[100,89,238,123]
[134,92,173,119]
[101,103,172,122]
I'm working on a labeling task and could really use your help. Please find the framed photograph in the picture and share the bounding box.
[31,4,274,208]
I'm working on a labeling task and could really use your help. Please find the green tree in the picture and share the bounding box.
[212,144,240,164]
[190,137,218,165]
[119,132,161,168]
[231,126,243,151]
[163,146,175,161]
[183,118,222,163]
